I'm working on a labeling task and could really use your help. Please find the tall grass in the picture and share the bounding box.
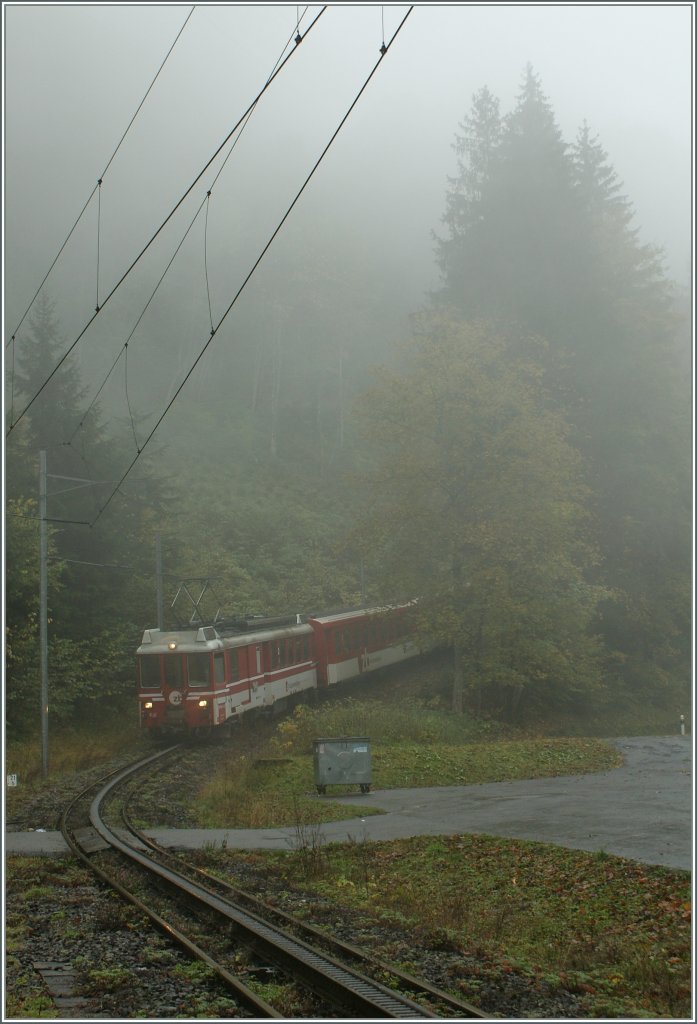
[5,723,141,792]
[270,697,496,755]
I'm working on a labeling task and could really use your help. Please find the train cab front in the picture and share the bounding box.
[136,627,221,735]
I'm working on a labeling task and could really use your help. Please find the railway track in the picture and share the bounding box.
[60,745,487,1019]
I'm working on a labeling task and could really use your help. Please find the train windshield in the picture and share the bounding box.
[164,655,183,688]
[187,653,210,688]
[139,656,161,691]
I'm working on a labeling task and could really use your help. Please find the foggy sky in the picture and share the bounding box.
[3,3,693,381]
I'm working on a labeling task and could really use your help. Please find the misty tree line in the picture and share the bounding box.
[5,65,690,731]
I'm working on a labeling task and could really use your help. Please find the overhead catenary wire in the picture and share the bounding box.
[68,194,210,451]
[96,179,102,311]
[91,6,414,527]
[69,7,311,454]
[99,6,196,184]
[200,7,310,324]
[6,5,196,347]
[6,5,327,440]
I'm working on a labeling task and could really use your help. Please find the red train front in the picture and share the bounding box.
[136,605,417,735]
[137,626,230,734]
[136,620,317,733]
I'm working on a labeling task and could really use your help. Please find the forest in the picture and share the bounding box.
[5,66,691,733]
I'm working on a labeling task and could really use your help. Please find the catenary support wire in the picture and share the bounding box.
[96,179,102,311]
[6,6,326,439]
[6,6,195,347]
[68,195,209,451]
[73,8,309,456]
[200,9,306,324]
[90,7,414,526]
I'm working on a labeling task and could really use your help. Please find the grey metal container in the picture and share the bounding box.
[313,736,371,794]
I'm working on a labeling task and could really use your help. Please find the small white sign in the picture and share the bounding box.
[7,774,18,788]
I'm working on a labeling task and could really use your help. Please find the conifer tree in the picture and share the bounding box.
[5,295,169,727]
[437,66,583,331]
[433,68,691,705]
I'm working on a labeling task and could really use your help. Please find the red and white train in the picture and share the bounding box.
[136,605,417,734]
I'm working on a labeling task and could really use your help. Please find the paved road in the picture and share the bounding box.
[6,736,692,870]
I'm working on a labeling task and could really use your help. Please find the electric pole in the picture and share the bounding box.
[39,451,49,778]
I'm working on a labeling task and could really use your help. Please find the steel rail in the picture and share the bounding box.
[121,804,487,1019]
[89,762,438,1017]
[59,747,281,1018]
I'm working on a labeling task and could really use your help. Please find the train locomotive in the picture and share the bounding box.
[136,604,417,734]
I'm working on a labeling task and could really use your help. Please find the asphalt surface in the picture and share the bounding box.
[5,736,692,870]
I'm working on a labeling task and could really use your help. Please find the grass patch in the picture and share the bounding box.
[230,835,691,1018]
[5,722,143,819]
[194,699,621,828]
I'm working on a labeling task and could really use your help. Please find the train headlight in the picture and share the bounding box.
[198,699,208,708]
[144,702,153,709]
[168,641,177,650]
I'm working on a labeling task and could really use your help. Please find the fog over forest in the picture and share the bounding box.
[5,5,691,402]
[3,4,693,731]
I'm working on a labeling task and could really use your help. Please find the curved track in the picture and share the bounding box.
[61,746,486,1018]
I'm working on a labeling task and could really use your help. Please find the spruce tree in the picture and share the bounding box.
[436,65,583,332]
[433,69,691,706]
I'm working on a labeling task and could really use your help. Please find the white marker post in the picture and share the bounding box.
[680,714,685,736]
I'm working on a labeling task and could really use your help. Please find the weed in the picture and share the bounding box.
[82,965,133,994]
[91,899,138,932]
[170,960,215,983]
[140,944,177,965]
[22,885,54,901]
[5,921,29,952]
[344,829,374,886]
[4,991,57,1019]
[289,796,328,879]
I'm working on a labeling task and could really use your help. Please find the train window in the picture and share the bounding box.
[139,656,161,690]
[214,653,225,685]
[187,653,210,688]
[164,656,183,688]
[228,649,239,682]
